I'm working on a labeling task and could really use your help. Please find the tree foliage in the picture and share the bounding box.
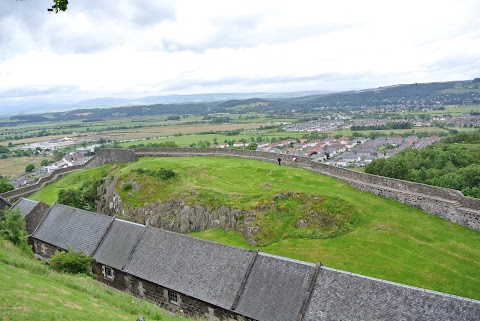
[58,178,104,211]
[0,177,14,193]
[49,245,94,275]
[0,209,30,252]
[365,130,480,198]
[25,164,35,173]
[48,0,68,13]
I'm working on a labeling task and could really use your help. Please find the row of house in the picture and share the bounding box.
[6,198,479,321]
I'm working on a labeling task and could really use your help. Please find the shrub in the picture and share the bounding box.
[0,177,14,193]
[132,168,175,180]
[123,183,133,191]
[49,245,94,275]
[0,209,30,253]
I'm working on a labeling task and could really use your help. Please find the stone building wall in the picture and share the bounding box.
[24,202,51,235]
[33,239,60,258]
[124,274,255,321]
[92,263,128,291]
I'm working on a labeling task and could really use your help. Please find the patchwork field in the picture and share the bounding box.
[29,156,480,300]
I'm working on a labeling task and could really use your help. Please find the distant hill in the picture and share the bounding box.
[218,98,271,108]
[5,79,480,122]
[0,90,332,117]
[273,80,480,112]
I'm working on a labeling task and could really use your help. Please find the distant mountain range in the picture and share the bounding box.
[0,90,332,117]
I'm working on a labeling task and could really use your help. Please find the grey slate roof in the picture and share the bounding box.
[235,253,316,321]
[32,203,114,255]
[303,267,480,321]
[11,198,38,218]
[93,219,146,270]
[123,227,256,310]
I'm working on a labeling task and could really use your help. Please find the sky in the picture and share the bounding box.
[1,0,480,109]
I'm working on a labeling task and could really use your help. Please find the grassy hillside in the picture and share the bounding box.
[29,156,480,300]
[0,240,196,321]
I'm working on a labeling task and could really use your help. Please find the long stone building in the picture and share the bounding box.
[22,202,480,321]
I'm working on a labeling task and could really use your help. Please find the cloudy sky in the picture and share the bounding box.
[1,0,480,109]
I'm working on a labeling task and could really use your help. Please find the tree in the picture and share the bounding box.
[53,149,65,161]
[58,189,83,209]
[0,209,30,252]
[247,143,258,150]
[40,159,50,166]
[48,0,69,13]
[25,164,35,173]
[0,178,14,193]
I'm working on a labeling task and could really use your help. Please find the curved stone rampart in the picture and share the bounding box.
[0,165,84,203]
[3,147,479,231]
[84,148,138,168]
[132,148,480,231]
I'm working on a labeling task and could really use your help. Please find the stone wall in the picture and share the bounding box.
[124,274,255,321]
[33,239,60,258]
[92,263,128,291]
[5,147,479,231]
[131,148,480,231]
[85,148,138,168]
[0,165,84,203]
[24,202,50,235]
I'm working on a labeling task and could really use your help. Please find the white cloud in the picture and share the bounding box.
[0,0,479,107]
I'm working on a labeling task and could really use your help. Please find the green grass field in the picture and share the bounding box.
[332,126,450,137]
[118,131,305,148]
[0,240,196,321]
[29,164,114,205]
[29,156,480,300]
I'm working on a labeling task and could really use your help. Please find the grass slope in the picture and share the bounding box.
[0,240,196,321]
[30,156,480,300]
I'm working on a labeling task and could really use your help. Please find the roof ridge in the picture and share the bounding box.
[91,216,116,257]
[122,225,149,271]
[297,262,322,321]
[231,250,259,310]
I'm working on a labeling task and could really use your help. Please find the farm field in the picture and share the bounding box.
[29,156,480,300]
[119,131,305,148]
[331,126,451,137]
[412,104,480,116]
[0,156,48,179]
[0,240,195,321]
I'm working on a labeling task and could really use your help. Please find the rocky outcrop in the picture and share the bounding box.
[97,175,260,245]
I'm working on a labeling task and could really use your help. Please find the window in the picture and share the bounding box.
[168,290,178,305]
[103,266,114,281]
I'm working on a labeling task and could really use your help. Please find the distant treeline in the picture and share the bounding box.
[350,122,413,131]
[365,130,480,198]
[218,98,270,108]
[6,80,480,124]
